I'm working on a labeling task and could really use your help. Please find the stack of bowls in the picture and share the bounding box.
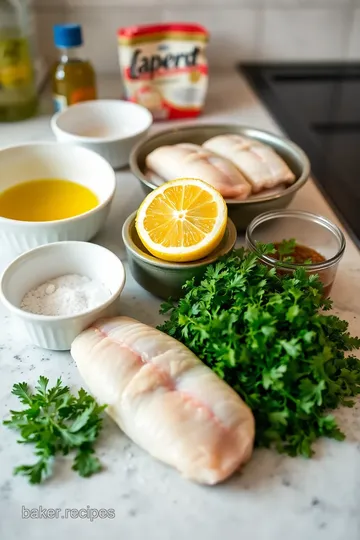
[0,99,153,349]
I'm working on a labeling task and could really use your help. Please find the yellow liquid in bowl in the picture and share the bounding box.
[0,179,99,221]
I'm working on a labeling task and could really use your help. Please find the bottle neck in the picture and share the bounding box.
[57,46,82,63]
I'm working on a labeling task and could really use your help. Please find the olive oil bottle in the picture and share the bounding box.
[52,24,97,112]
[0,0,37,122]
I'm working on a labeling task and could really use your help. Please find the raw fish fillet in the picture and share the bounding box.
[203,134,296,193]
[71,316,255,485]
[249,184,287,199]
[145,143,252,200]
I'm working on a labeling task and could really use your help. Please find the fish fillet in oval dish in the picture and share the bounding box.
[203,134,296,192]
[71,316,255,485]
[145,143,252,200]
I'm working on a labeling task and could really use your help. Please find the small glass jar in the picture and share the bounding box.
[246,210,346,297]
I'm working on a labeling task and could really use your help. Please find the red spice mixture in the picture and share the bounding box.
[270,241,333,297]
[272,242,325,265]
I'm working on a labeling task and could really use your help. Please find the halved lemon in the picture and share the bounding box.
[135,178,228,262]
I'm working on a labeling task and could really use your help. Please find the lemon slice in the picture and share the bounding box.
[136,178,228,262]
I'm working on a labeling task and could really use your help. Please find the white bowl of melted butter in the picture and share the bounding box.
[0,142,116,254]
[51,99,153,168]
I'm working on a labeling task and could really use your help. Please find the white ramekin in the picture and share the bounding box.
[51,99,153,168]
[0,241,126,350]
[0,142,116,254]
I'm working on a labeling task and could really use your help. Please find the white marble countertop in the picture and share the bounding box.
[0,72,359,540]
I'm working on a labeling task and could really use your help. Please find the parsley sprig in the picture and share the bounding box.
[276,237,297,263]
[159,246,360,457]
[3,376,106,484]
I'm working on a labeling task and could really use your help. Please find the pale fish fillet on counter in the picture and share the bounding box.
[145,143,252,200]
[203,134,296,193]
[71,316,255,485]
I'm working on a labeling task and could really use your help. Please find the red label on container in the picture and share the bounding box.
[117,23,209,121]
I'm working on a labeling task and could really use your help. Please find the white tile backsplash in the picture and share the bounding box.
[259,9,349,61]
[33,1,359,72]
[347,9,360,60]
[34,7,67,64]
[33,0,260,6]
[65,8,163,73]
[33,0,352,5]
[163,9,260,68]
[262,0,352,6]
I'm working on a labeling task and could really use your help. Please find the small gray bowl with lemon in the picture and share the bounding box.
[122,177,236,300]
[122,212,237,300]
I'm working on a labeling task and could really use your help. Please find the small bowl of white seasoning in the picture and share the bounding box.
[0,241,126,350]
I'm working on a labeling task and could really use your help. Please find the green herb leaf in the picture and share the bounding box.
[158,247,360,458]
[11,382,33,405]
[72,447,102,478]
[14,459,51,485]
[277,238,296,260]
[3,377,106,484]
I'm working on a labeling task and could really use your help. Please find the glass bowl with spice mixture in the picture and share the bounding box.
[246,210,346,297]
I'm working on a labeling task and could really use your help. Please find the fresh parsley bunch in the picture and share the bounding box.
[4,376,106,484]
[159,246,360,457]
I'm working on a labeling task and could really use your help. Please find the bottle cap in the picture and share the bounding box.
[53,24,83,48]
